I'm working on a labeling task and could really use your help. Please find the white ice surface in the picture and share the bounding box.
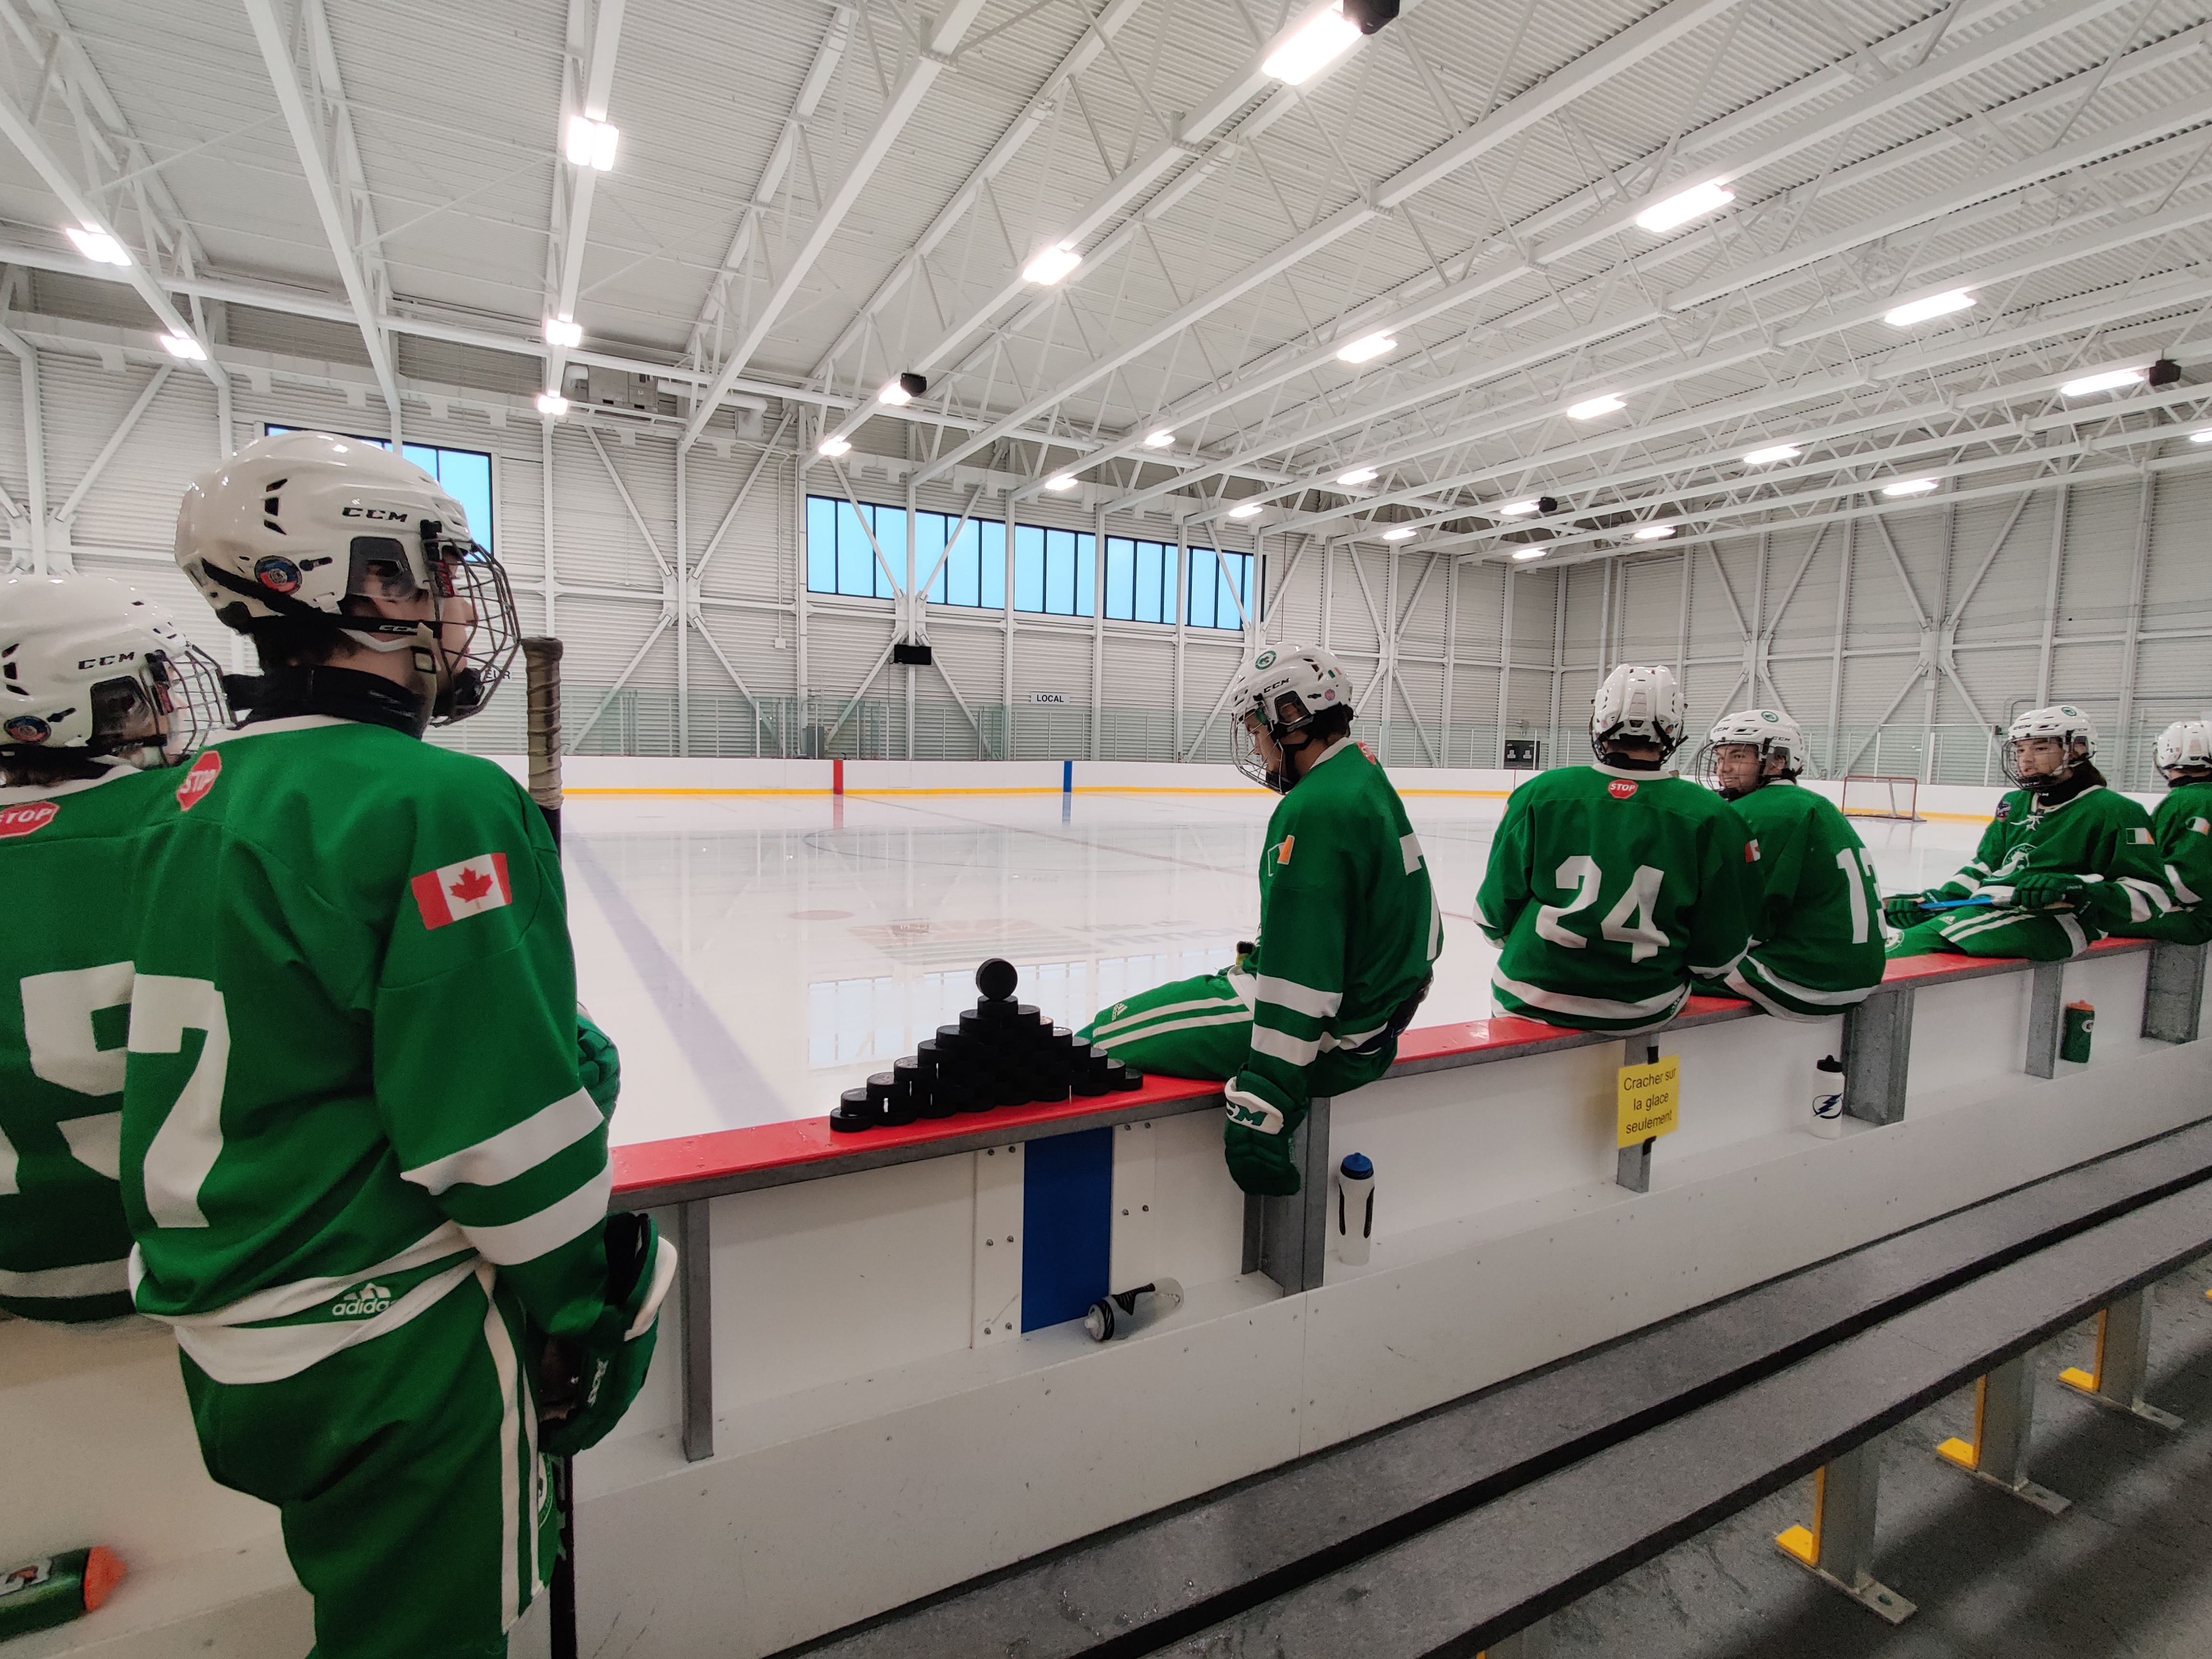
[563,789,1989,1144]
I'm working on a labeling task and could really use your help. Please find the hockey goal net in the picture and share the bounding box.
[1839,774,1922,821]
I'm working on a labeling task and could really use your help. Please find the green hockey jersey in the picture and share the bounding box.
[1477,764,1758,1034]
[1722,781,1887,1018]
[1927,783,2170,949]
[1231,739,1441,1129]
[0,761,171,1321]
[113,716,615,1385]
[2111,777,2212,946]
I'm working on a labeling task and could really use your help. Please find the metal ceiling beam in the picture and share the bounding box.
[685,4,854,372]
[680,0,992,448]
[0,64,222,387]
[543,0,626,398]
[911,0,1751,486]
[241,0,402,432]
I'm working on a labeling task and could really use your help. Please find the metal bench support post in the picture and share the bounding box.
[2058,1288,2183,1430]
[679,1198,715,1463]
[1615,1041,1655,1193]
[1244,1097,1332,1294]
[2024,962,2067,1078]
[2142,941,2208,1043]
[1774,1439,1915,1624]
[1933,1355,2069,1513]
[1841,987,1912,1125]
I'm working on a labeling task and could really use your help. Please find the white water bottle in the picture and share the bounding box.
[1336,1153,1375,1265]
[1811,1056,1845,1139]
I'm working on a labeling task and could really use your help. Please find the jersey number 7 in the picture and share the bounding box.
[16,966,230,1228]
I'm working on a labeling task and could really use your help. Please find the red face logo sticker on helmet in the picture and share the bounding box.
[176,749,222,811]
[254,556,302,594]
[0,800,58,839]
[3,714,51,745]
[1608,779,1638,799]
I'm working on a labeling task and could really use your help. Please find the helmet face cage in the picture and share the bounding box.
[0,642,229,769]
[1231,697,1286,793]
[2000,706,2095,788]
[1691,735,1803,795]
[417,525,519,724]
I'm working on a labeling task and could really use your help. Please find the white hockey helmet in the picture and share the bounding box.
[2002,703,2096,787]
[1229,642,1354,792]
[1590,664,1686,761]
[2154,719,2212,780]
[1694,707,1807,796]
[173,430,517,724]
[0,574,227,769]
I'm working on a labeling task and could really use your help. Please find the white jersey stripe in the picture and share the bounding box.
[168,1256,480,1385]
[1731,954,1876,1009]
[1491,970,1687,1022]
[477,1262,523,1627]
[1095,1010,1251,1048]
[1092,993,1246,1038]
[1253,974,1341,1018]
[1250,1024,1322,1066]
[403,1089,604,1196]
[142,1222,471,1328]
[462,1165,613,1266]
[2170,863,2203,906]
[0,1256,129,1298]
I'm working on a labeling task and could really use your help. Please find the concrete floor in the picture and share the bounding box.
[1550,1260,2212,1659]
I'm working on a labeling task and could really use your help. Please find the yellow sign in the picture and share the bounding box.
[1616,1054,1680,1147]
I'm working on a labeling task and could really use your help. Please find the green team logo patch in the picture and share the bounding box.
[1226,1101,1273,1129]
[330,1281,395,1319]
[1253,649,1277,670]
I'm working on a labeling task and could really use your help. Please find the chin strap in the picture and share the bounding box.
[2028,762,2103,807]
[240,665,430,738]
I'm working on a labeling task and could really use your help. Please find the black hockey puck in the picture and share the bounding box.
[1105,1059,1142,1092]
[976,957,1019,1002]
[831,1087,873,1132]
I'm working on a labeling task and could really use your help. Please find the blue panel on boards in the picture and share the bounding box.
[1021,1126,1113,1332]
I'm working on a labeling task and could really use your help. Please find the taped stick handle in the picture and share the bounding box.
[522,637,565,848]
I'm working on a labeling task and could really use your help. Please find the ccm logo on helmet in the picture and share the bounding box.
[75,651,139,670]
[341,505,413,522]
[0,800,58,839]
[176,750,222,811]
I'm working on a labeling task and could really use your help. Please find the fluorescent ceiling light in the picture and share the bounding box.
[1743,443,1801,466]
[64,225,129,266]
[1634,180,1734,234]
[817,434,852,457]
[1263,3,1362,84]
[565,116,618,170]
[1566,395,1625,420]
[1882,478,1938,497]
[1511,547,1547,560]
[1228,502,1265,519]
[1381,526,1416,541]
[1336,466,1379,486]
[2193,428,2212,444]
[1336,331,1397,364]
[1143,429,1176,448]
[1883,289,1974,327]
[536,392,569,417]
[1022,244,1082,285]
[1497,498,1542,516]
[1044,474,1079,492]
[2059,365,2149,397]
[877,379,913,407]
[1632,525,1676,541]
[159,333,206,361]
[543,317,582,349]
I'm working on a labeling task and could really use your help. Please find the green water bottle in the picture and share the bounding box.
[0,1546,125,1638]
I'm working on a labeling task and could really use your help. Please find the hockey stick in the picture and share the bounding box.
[521,637,579,1659]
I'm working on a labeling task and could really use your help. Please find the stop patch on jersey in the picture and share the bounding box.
[411,852,513,930]
[0,800,58,839]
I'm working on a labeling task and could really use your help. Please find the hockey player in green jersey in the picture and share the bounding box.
[2108,720,2212,947]
[1080,644,1439,1197]
[1886,704,2171,960]
[0,575,227,1322]
[1477,666,1758,1035]
[1688,709,1886,1018]
[115,431,673,1659]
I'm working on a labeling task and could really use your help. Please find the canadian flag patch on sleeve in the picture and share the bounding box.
[411,853,513,930]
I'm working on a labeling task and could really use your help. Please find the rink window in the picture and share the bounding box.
[1186,548,1251,631]
[1101,540,1249,630]
[806,497,1006,607]
[263,427,493,552]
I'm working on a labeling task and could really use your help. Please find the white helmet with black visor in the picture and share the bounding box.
[173,430,517,725]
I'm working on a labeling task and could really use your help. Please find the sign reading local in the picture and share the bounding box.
[1028,691,1069,705]
[1616,1054,1680,1147]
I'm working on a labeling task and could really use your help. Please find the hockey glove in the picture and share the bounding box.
[577,1006,621,1113]
[1223,1081,1302,1197]
[1882,892,1933,930]
[538,1212,677,1458]
[2009,871,2087,911]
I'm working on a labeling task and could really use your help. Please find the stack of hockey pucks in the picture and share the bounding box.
[830,957,1143,1132]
